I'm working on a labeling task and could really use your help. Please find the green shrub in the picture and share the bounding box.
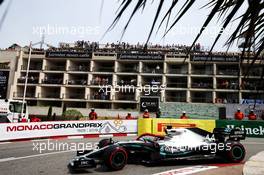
[60,109,83,120]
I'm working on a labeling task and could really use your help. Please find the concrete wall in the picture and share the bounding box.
[160,102,224,119]
[28,106,139,118]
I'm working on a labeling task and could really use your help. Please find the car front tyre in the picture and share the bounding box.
[104,146,127,170]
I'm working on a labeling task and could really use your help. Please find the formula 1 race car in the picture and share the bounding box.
[68,127,246,172]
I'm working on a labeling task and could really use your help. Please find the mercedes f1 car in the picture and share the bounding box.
[68,127,246,172]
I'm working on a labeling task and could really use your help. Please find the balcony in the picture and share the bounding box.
[118,67,139,73]
[21,65,42,71]
[42,78,63,85]
[166,82,187,88]
[93,67,114,72]
[68,66,89,72]
[217,80,239,90]
[191,83,213,89]
[142,67,163,74]
[166,96,186,102]
[0,64,9,69]
[191,97,213,103]
[67,79,87,85]
[115,94,136,101]
[13,92,35,98]
[90,78,112,86]
[217,69,238,76]
[64,93,85,99]
[40,93,61,99]
[18,77,39,84]
[90,93,110,100]
[45,66,65,71]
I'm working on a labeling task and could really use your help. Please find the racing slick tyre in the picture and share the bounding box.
[104,146,127,171]
[98,138,112,148]
[226,142,246,163]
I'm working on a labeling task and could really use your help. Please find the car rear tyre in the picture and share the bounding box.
[226,142,245,163]
[104,146,127,170]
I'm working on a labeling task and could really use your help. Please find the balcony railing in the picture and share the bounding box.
[93,67,114,72]
[191,70,213,75]
[142,81,162,86]
[67,79,87,85]
[18,78,39,84]
[191,97,213,103]
[68,66,89,72]
[0,64,10,69]
[42,79,63,84]
[115,94,135,101]
[142,67,163,74]
[166,96,186,102]
[39,93,60,98]
[90,94,110,100]
[166,82,187,88]
[21,65,42,71]
[217,70,238,76]
[217,82,239,90]
[118,67,139,73]
[191,83,213,89]
[167,69,188,74]
[64,93,85,99]
[90,79,112,85]
[215,98,239,103]
[13,92,35,98]
[117,80,137,86]
[45,66,65,71]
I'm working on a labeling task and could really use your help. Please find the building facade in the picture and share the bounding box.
[4,43,264,110]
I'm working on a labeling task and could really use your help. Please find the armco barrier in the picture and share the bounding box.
[138,118,216,136]
[216,120,264,138]
[0,120,138,142]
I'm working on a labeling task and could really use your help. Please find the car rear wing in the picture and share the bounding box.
[213,128,246,141]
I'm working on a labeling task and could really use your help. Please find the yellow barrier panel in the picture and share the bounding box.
[152,119,216,135]
[137,118,153,136]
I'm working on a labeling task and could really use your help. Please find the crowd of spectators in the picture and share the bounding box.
[118,79,137,86]
[92,91,109,100]
[192,82,213,88]
[218,80,239,89]
[91,76,111,85]
[18,76,39,84]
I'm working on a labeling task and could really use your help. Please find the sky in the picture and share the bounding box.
[0,0,247,51]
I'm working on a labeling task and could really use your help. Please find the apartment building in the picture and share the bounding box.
[4,42,264,110]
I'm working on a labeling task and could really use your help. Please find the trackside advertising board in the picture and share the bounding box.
[138,118,216,136]
[216,120,264,138]
[0,120,137,141]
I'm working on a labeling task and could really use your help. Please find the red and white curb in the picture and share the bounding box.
[0,133,137,143]
[152,163,243,175]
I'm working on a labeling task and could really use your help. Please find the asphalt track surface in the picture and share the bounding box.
[0,137,263,175]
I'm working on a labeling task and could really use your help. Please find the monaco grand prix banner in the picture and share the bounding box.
[0,120,137,141]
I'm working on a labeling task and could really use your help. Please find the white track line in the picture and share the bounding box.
[0,142,11,145]
[0,150,74,163]
[67,136,84,139]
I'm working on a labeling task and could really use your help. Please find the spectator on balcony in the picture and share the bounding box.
[180,111,189,119]
[234,108,244,120]
[248,110,257,120]
[126,112,133,119]
[143,109,150,118]
[89,108,98,120]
